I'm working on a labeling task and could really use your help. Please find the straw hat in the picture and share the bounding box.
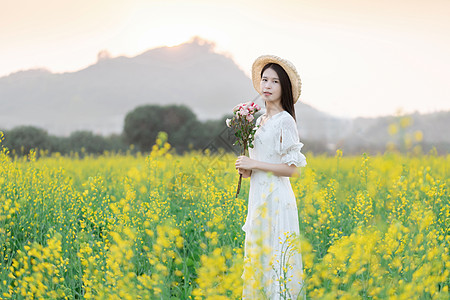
[252,55,301,103]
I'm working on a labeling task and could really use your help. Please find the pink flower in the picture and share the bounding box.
[239,107,249,116]
[226,118,232,128]
[247,102,260,113]
[251,102,260,111]
[233,103,243,113]
[230,101,261,125]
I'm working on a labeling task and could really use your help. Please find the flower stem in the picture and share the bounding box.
[235,174,243,198]
[235,145,248,198]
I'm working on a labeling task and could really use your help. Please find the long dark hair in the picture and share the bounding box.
[261,63,296,121]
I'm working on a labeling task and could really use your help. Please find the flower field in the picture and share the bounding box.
[0,132,449,299]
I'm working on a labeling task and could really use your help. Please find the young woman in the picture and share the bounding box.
[235,55,307,299]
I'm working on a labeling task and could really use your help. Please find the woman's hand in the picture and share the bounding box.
[238,168,252,178]
[235,156,258,171]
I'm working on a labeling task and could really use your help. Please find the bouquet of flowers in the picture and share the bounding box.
[226,101,261,198]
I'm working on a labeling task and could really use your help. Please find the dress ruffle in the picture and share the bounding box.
[280,142,307,167]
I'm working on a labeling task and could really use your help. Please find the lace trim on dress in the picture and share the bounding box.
[280,142,307,167]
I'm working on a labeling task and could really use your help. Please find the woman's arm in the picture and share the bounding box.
[235,156,299,177]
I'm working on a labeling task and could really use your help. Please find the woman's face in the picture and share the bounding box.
[260,67,282,103]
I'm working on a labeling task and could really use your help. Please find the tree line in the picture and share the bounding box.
[0,104,248,157]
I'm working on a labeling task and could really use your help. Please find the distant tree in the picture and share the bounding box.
[104,134,128,153]
[68,131,108,154]
[48,135,70,155]
[195,115,239,153]
[3,126,50,155]
[124,105,164,151]
[123,104,199,152]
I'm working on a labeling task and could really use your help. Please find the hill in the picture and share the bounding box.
[0,38,257,135]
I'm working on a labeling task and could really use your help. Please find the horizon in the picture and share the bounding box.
[1,0,449,119]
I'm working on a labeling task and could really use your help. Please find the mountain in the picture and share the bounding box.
[0,38,257,135]
[1,37,449,154]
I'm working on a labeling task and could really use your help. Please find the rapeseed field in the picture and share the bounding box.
[0,132,449,299]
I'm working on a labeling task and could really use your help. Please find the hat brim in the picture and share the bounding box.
[252,55,301,104]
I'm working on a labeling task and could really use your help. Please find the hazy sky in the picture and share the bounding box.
[1,0,449,118]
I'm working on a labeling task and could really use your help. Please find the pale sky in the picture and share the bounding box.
[1,0,449,118]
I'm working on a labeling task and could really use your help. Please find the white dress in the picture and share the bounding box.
[242,111,307,300]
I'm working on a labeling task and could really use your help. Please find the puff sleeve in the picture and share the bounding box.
[276,116,307,167]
